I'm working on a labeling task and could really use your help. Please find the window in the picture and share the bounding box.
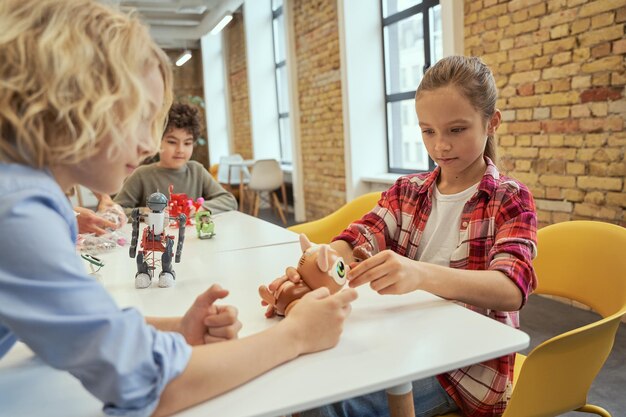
[271,0,292,165]
[382,0,442,173]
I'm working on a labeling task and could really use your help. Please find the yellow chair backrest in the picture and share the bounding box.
[288,192,382,244]
[504,221,626,417]
[442,221,626,417]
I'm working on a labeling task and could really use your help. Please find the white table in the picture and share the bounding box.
[0,241,529,417]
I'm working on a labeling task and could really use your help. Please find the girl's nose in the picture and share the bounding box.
[434,136,451,152]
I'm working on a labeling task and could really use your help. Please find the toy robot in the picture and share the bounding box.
[129,192,186,289]
[195,210,215,239]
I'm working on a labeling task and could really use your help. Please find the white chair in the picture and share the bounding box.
[217,154,251,208]
[245,159,288,225]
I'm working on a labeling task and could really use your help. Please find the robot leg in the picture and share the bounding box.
[135,251,151,289]
[158,238,176,288]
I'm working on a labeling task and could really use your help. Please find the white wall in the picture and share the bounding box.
[201,32,232,165]
[338,0,388,201]
[244,0,281,160]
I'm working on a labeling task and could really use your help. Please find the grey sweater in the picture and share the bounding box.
[114,160,238,216]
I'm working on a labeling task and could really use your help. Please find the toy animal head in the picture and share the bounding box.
[297,234,348,294]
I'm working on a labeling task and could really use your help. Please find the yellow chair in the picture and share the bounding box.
[288,192,382,244]
[442,221,626,417]
[209,163,219,181]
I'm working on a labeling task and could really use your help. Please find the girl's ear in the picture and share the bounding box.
[488,109,502,134]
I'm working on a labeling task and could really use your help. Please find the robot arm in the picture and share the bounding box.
[129,208,142,259]
[174,213,186,263]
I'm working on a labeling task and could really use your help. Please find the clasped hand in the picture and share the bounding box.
[179,284,242,345]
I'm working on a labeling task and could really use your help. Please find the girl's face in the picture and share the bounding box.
[55,65,165,195]
[415,85,500,189]
[158,127,195,170]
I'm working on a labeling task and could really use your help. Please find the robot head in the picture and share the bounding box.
[146,192,168,213]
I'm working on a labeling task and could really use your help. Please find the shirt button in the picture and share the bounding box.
[462,221,468,228]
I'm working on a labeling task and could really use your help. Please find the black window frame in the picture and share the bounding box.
[381,0,440,174]
[271,2,292,166]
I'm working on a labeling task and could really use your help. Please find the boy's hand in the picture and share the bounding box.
[283,287,358,354]
[347,250,420,295]
[179,284,242,346]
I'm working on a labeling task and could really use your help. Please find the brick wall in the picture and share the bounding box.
[165,49,209,168]
[465,0,625,228]
[293,0,347,220]
[225,12,254,160]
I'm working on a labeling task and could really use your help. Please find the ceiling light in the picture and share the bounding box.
[175,50,192,66]
[210,13,233,35]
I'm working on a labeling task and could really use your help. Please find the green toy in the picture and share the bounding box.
[195,210,215,239]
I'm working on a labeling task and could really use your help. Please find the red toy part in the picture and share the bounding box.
[167,184,204,227]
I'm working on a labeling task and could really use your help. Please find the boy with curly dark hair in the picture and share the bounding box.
[114,102,237,214]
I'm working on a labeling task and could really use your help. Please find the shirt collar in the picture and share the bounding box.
[418,156,500,199]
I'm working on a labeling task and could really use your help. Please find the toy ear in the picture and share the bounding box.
[317,245,330,271]
[299,234,312,252]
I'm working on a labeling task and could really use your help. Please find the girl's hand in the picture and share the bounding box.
[261,266,302,317]
[283,287,358,354]
[347,250,421,295]
[180,284,242,345]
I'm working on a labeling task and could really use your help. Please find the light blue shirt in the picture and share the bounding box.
[0,163,192,416]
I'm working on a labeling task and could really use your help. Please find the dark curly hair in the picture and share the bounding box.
[164,103,201,141]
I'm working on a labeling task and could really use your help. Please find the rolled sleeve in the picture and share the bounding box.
[0,184,191,417]
[489,209,538,308]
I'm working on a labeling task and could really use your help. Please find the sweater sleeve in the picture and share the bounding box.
[201,171,238,213]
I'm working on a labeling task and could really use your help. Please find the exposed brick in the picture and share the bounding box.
[517,83,535,96]
[541,119,581,133]
[539,147,578,160]
[613,38,626,54]
[508,121,542,133]
[535,198,573,212]
[580,87,624,102]
[579,0,625,18]
[540,8,577,28]
[578,176,623,191]
[578,25,624,47]
[591,42,612,58]
[552,106,570,118]
[533,107,551,119]
[581,55,624,73]
[552,51,572,65]
[540,174,576,188]
[571,18,591,34]
[567,162,586,175]
[540,91,580,106]
[543,37,577,54]
[542,63,579,79]
[591,12,615,29]
[571,75,592,89]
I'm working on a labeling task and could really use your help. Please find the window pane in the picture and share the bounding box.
[272,13,285,64]
[382,0,422,18]
[272,0,283,12]
[276,66,290,114]
[279,116,292,164]
[387,99,429,171]
[429,4,443,64]
[383,13,424,95]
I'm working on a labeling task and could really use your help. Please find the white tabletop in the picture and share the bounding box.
[1,240,529,417]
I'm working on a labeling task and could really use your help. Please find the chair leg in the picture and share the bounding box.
[253,193,260,217]
[272,192,287,225]
[281,183,288,214]
[576,404,612,417]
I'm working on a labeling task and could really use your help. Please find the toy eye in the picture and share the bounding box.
[336,261,345,278]
[329,258,347,286]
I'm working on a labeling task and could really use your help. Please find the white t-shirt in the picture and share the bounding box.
[416,183,479,266]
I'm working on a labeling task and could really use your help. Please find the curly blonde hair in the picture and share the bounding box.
[0,0,173,168]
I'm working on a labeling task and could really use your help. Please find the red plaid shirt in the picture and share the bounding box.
[335,159,537,417]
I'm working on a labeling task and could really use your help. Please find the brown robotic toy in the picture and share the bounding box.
[259,234,372,317]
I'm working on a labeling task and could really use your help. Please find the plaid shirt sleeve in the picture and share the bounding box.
[489,181,538,309]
